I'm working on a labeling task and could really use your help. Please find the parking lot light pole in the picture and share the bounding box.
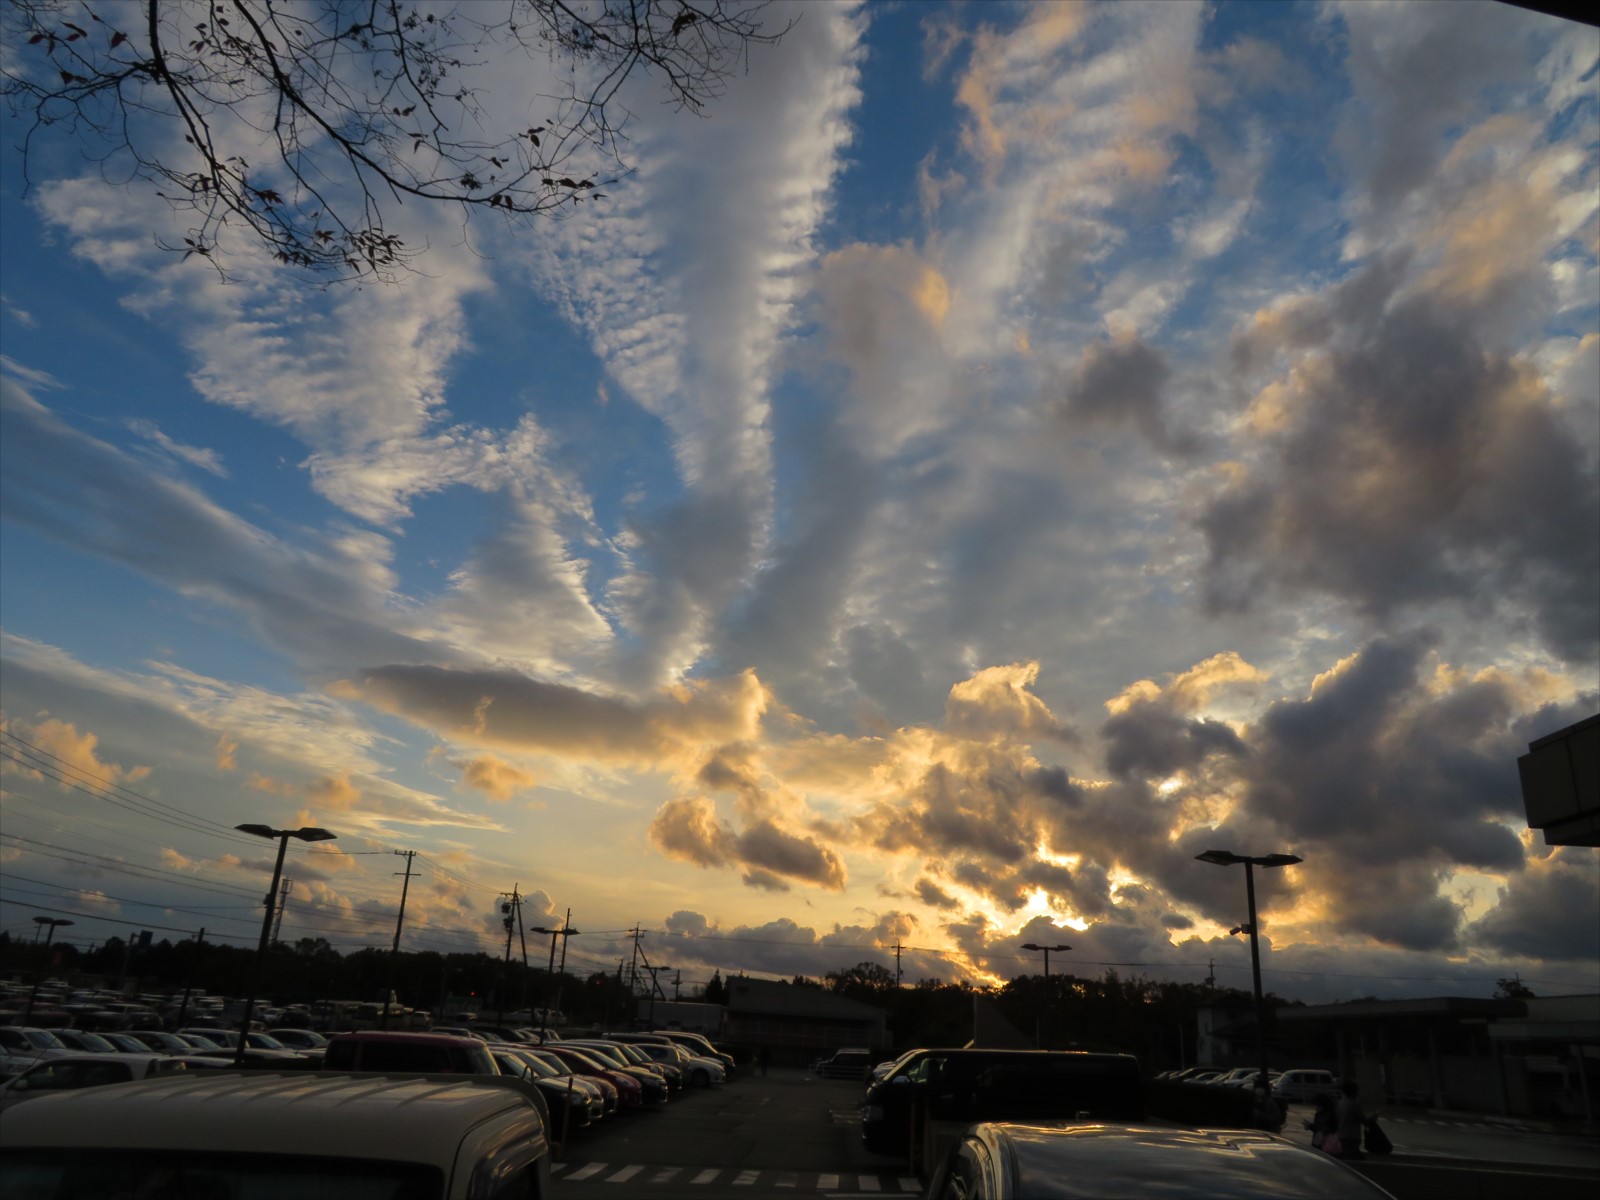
[22,917,74,1023]
[531,919,579,1038]
[235,824,336,1064]
[1020,942,1070,1048]
[1196,850,1302,1098]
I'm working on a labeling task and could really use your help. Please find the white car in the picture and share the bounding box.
[1273,1068,1337,1105]
[0,1069,554,1199]
[0,1027,80,1077]
[0,1053,183,1112]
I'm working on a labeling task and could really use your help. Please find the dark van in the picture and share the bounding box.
[322,1031,498,1075]
[861,1049,1144,1155]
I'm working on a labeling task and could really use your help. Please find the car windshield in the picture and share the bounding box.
[0,1150,443,1200]
[21,1030,65,1050]
[515,1053,560,1079]
[245,1033,286,1049]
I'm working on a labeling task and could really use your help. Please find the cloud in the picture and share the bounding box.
[457,755,539,803]
[1058,333,1197,456]
[0,715,150,792]
[1468,848,1600,963]
[647,796,846,891]
[343,665,767,766]
[1206,262,1600,663]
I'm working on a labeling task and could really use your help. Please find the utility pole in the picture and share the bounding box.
[271,878,293,944]
[673,971,682,1001]
[628,924,642,999]
[498,886,521,1023]
[894,941,903,988]
[380,850,417,1030]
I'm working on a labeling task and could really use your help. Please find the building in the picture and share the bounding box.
[720,976,888,1064]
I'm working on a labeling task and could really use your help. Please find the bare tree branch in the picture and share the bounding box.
[2,0,787,281]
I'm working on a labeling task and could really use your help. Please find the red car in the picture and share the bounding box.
[538,1044,643,1109]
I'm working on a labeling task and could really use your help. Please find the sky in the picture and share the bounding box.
[1,0,1597,1009]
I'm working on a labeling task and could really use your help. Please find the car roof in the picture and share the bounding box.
[974,1124,1393,1199]
[0,1070,543,1163]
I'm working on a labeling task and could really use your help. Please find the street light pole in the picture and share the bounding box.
[1196,849,1302,1106]
[235,824,336,1065]
[22,917,73,1023]
[1020,941,1070,1049]
[531,916,579,1039]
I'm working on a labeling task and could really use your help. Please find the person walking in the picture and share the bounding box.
[1304,1093,1338,1151]
[1334,1078,1365,1158]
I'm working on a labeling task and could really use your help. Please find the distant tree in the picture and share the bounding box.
[2,1,786,280]
[825,961,895,1003]
[703,970,727,1005]
[1495,977,1536,999]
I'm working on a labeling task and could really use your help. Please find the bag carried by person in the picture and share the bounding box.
[1364,1118,1393,1156]
[1320,1133,1343,1157]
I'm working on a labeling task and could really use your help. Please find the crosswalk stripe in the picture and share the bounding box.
[774,1171,799,1187]
[566,1163,607,1182]
[897,1178,919,1191]
[817,1174,840,1189]
[651,1168,682,1184]
[606,1165,643,1183]
[550,1162,570,1175]
[733,1169,760,1186]
[859,1178,881,1192]
[692,1168,720,1184]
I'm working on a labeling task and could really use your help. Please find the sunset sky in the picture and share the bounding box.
[1,0,1596,1007]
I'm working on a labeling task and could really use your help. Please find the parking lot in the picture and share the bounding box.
[549,1068,908,1197]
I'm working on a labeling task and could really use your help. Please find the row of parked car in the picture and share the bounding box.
[0,1023,743,1196]
[1156,1064,1339,1104]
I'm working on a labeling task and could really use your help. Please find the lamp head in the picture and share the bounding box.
[236,823,277,839]
[1256,853,1302,869]
[291,827,336,843]
[1196,849,1243,866]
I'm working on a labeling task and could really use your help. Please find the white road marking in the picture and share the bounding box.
[733,1169,760,1186]
[606,1165,643,1183]
[651,1167,682,1183]
[774,1171,799,1187]
[858,1178,881,1192]
[692,1168,721,1184]
[897,1178,919,1191]
[818,1174,841,1189]
[565,1163,607,1182]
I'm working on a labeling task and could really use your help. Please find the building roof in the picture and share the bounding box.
[726,976,885,1021]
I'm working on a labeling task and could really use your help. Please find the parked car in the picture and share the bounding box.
[0,1028,79,1077]
[267,1027,329,1050]
[537,1044,646,1109]
[560,1041,671,1104]
[521,1048,619,1117]
[862,1049,1144,1157]
[653,1030,736,1073]
[814,1047,875,1081]
[42,1029,121,1055]
[0,1054,184,1113]
[925,1122,1395,1199]
[322,1031,500,1075]
[567,1039,683,1094]
[1273,1069,1338,1105]
[625,1037,725,1086]
[489,1046,600,1133]
[0,1069,554,1199]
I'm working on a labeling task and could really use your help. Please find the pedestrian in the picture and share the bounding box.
[758,1045,771,1076]
[1304,1093,1338,1151]
[1334,1078,1365,1158]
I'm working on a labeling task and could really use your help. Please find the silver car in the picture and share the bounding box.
[926,1122,1395,1199]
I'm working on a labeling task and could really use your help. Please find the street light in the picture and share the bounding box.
[1020,941,1071,1049]
[22,918,74,1022]
[1196,849,1302,1100]
[235,824,335,1064]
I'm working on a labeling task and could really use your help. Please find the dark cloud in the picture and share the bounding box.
[1102,704,1245,780]
[915,878,960,909]
[345,663,763,761]
[1058,336,1197,456]
[1202,268,1600,664]
[1469,849,1600,963]
[735,818,847,890]
[647,797,846,890]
